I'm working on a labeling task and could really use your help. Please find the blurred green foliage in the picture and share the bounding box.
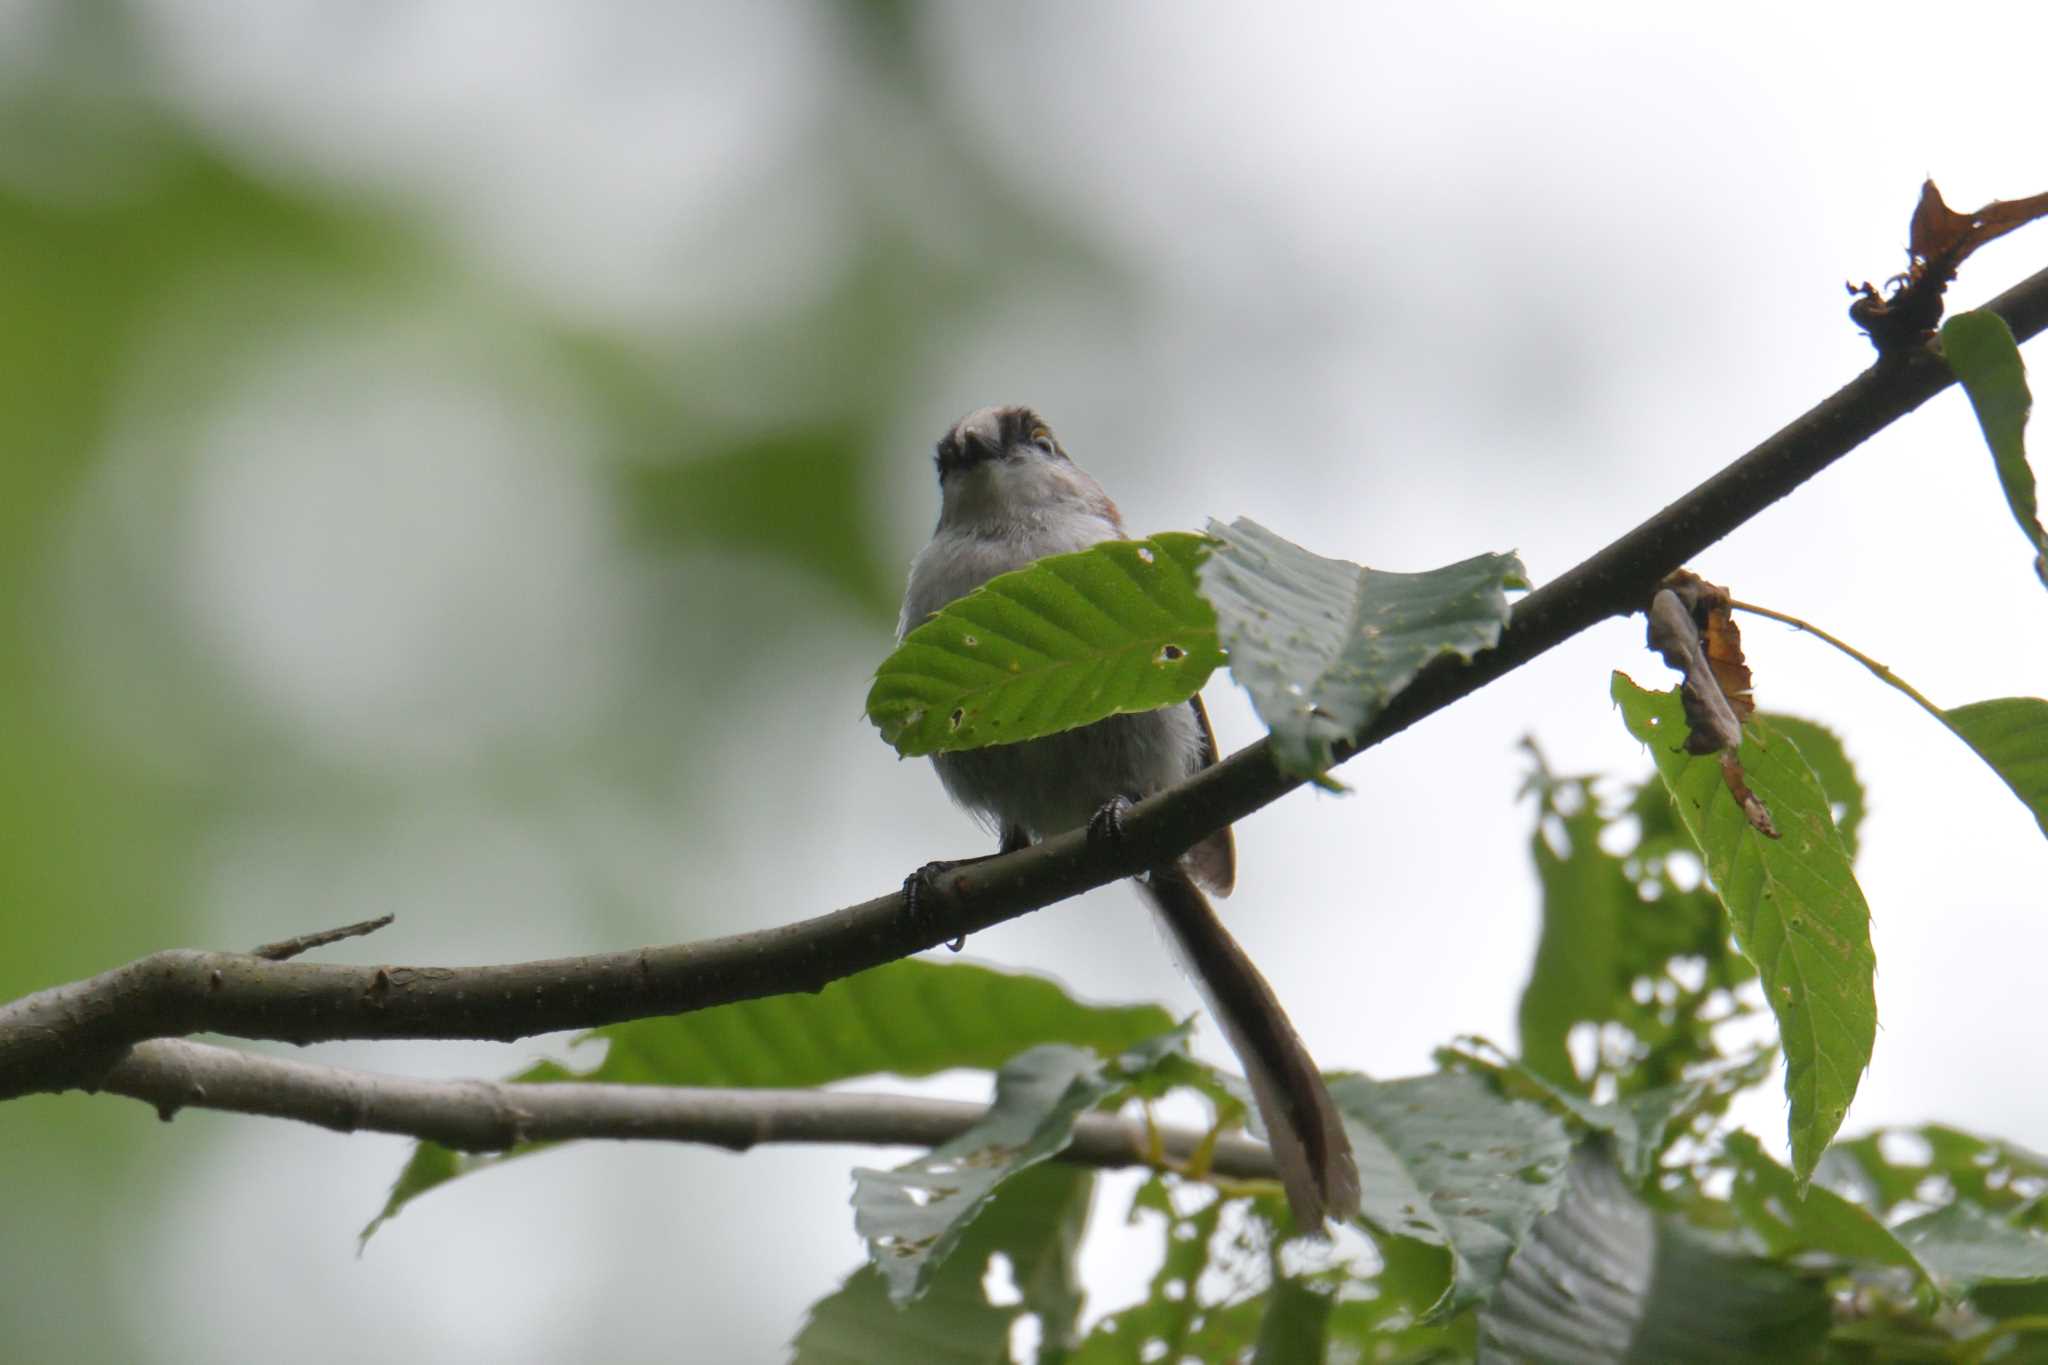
[0,4,1126,1358]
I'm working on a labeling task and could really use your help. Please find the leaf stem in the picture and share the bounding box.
[1727,600,1949,724]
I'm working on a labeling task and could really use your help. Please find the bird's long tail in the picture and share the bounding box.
[1138,863,1361,1228]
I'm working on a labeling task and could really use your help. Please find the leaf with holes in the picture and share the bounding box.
[794,1161,1094,1364]
[1613,674,1876,1184]
[1330,1070,1574,1318]
[867,532,1223,756]
[854,1030,1189,1305]
[1199,518,1525,778]
[1070,1178,1265,1363]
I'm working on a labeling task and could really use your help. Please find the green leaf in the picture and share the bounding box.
[793,1161,1095,1364]
[1480,1048,1773,1185]
[1613,674,1877,1184]
[1070,1179,1266,1364]
[1198,518,1525,778]
[1516,762,1640,1090]
[1250,1273,1334,1365]
[867,532,1224,756]
[1329,1071,1574,1318]
[364,961,1174,1243]
[1511,752,1770,1104]
[1756,714,1866,861]
[1322,1236,1474,1360]
[575,959,1176,1090]
[1721,1133,1926,1282]
[1895,1202,2048,1291]
[1478,1146,1831,1364]
[854,1031,1188,1305]
[1942,310,2047,588]
[1820,1124,2048,1225]
[1944,698,2048,841]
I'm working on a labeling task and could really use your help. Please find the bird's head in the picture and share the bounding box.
[931,405,1118,532]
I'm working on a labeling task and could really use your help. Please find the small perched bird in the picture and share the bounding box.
[898,405,1361,1228]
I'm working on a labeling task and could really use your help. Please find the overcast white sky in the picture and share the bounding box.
[10,3,2047,1361]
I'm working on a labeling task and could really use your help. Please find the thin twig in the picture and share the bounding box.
[250,915,398,962]
[101,1037,1280,1178]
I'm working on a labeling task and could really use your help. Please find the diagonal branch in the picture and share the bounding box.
[3,265,2046,1105]
[102,1037,1279,1178]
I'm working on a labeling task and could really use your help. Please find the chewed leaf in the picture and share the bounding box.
[1199,518,1525,778]
[1612,674,1876,1184]
[854,1031,1189,1305]
[795,1162,1094,1363]
[1330,1071,1573,1318]
[866,533,1223,757]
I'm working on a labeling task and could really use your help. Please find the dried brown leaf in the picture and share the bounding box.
[1650,571,1756,748]
[1720,750,1781,840]
[1644,574,1780,837]
[1647,585,1741,755]
[1851,179,2048,354]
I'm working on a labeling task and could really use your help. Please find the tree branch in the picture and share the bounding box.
[4,265,2046,1105]
[101,1038,1279,1179]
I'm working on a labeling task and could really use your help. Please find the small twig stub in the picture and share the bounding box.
[250,915,398,962]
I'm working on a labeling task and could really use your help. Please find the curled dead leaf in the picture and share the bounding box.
[1645,571,1779,838]
[1850,179,2048,355]
[1720,750,1780,840]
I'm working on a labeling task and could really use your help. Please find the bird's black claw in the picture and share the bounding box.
[904,860,969,952]
[1087,796,1135,849]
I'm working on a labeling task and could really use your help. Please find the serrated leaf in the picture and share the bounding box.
[1943,698,2048,841]
[1329,1071,1574,1318]
[793,1161,1095,1364]
[364,961,1173,1243]
[1942,310,2047,588]
[1484,1049,1773,1186]
[1895,1202,2048,1291]
[1198,518,1525,777]
[1479,1146,1831,1364]
[1613,675,1876,1184]
[867,533,1224,756]
[855,1031,1189,1305]
[1721,1133,1926,1283]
